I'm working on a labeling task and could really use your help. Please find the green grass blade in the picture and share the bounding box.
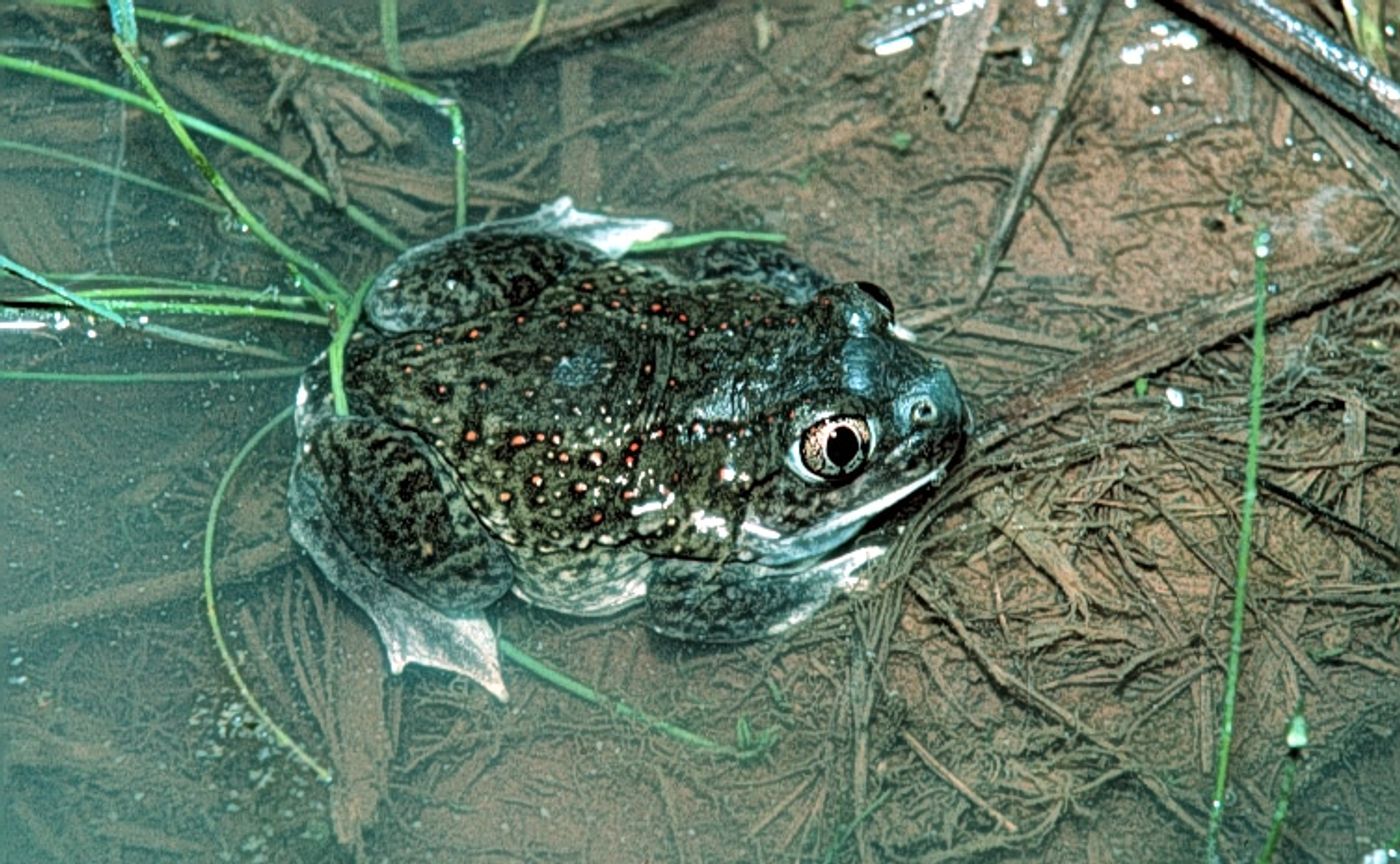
[137,322,298,361]
[326,279,374,417]
[0,137,229,215]
[504,0,552,65]
[136,2,470,226]
[0,53,407,253]
[0,253,126,326]
[35,0,470,227]
[630,230,787,254]
[497,637,775,759]
[9,294,324,326]
[110,36,347,309]
[379,0,405,74]
[202,406,333,783]
[0,367,302,384]
[1204,225,1273,860]
[12,282,319,308]
[1254,712,1306,864]
[105,0,137,46]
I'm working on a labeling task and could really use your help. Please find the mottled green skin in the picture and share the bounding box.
[289,220,968,656]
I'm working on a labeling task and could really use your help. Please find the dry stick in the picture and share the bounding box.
[1121,662,1217,743]
[912,584,1108,747]
[558,55,602,206]
[900,731,1019,832]
[847,590,902,864]
[1340,394,1369,586]
[973,486,1092,616]
[896,805,1063,864]
[1244,473,1400,568]
[109,38,344,308]
[924,0,1001,129]
[864,0,1103,836]
[894,257,1397,624]
[745,771,818,839]
[0,542,288,639]
[976,254,1400,455]
[399,0,693,72]
[784,774,827,853]
[948,0,1107,333]
[504,0,553,65]
[1167,0,1400,147]
[1156,441,1340,703]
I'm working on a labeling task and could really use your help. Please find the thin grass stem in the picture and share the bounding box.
[0,367,302,384]
[1204,225,1273,861]
[325,279,374,416]
[202,406,333,783]
[0,253,125,326]
[14,284,319,309]
[505,0,552,65]
[0,54,407,253]
[11,295,325,326]
[36,0,469,227]
[111,36,347,309]
[821,789,892,864]
[0,138,221,215]
[132,4,469,225]
[1254,712,1306,864]
[631,230,787,254]
[105,0,137,46]
[379,0,404,74]
[497,637,772,759]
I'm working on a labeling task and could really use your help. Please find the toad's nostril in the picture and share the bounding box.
[910,398,938,426]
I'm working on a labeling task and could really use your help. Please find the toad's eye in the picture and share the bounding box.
[794,415,874,481]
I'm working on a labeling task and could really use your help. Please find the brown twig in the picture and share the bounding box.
[901,730,1019,832]
[399,0,695,72]
[1268,70,1400,220]
[949,0,1108,330]
[0,541,288,639]
[924,0,1001,129]
[977,255,1399,453]
[1241,471,1400,568]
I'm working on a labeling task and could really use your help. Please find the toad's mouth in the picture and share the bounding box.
[742,463,948,567]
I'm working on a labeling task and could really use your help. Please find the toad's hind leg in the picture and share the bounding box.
[288,417,514,699]
[644,546,886,642]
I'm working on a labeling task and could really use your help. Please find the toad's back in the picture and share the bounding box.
[336,259,850,561]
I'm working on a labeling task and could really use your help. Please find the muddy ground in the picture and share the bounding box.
[2,1,1397,862]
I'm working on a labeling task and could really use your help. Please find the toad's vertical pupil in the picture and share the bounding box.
[827,424,862,468]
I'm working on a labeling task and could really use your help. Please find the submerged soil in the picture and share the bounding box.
[2,1,1396,862]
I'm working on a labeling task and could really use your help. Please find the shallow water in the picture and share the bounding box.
[3,1,1397,862]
